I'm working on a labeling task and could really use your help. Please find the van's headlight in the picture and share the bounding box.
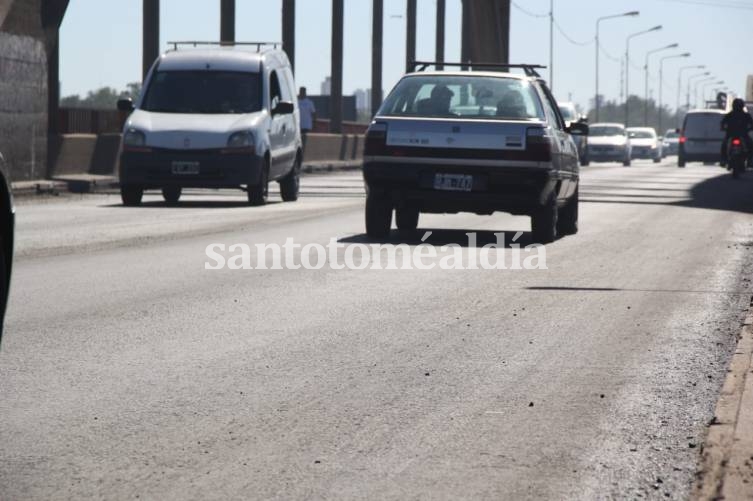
[227,131,254,150]
[123,129,146,147]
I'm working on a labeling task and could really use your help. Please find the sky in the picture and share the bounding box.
[60,0,753,113]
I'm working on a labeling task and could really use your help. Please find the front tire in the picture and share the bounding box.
[248,161,269,206]
[623,157,631,167]
[531,195,558,244]
[279,157,300,202]
[365,194,392,238]
[162,187,181,205]
[557,187,578,236]
[121,185,143,206]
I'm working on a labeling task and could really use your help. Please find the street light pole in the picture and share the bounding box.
[695,77,717,108]
[625,25,662,126]
[595,11,639,122]
[677,65,704,121]
[687,72,710,109]
[644,43,678,125]
[549,0,554,89]
[658,52,690,134]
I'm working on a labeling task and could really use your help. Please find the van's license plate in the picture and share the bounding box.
[171,161,200,175]
[433,173,473,192]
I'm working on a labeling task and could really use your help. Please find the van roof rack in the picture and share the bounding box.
[167,41,282,52]
[410,61,546,78]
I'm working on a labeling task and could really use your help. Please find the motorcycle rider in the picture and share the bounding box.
[720,98,753,167]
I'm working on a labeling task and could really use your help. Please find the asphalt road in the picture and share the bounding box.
[2,159,753,500]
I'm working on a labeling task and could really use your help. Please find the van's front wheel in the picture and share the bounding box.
[248,161,269,206]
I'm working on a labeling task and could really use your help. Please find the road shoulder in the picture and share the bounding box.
[696,303,753,500]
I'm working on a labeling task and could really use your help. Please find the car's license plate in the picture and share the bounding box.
[171,161,200,175]
[433,173,473,192]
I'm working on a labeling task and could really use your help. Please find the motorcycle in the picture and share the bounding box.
[728,137,748,179]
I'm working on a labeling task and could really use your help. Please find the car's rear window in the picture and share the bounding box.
[629,130,655,139]
[379,75,546,121]
[590,126,625,137]
[558,105,576,121]
[142,70,262,114]
[684,113,725,139]
[665,131,679,139]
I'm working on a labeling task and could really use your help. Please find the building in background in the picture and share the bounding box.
[320,76,332,96]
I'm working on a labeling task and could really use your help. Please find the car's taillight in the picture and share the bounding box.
[732,138,742,146]
[364,122,388,156]
[679,136,687,144]
[526,127,553,161]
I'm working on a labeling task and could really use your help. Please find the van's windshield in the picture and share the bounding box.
[142,71,262,114]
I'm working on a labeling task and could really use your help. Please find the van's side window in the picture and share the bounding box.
[270,71,282,110]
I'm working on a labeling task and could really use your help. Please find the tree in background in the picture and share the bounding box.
[60,82,142,109]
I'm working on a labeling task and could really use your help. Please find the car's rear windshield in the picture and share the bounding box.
[559,105,576,121]
[629,130,655,139]
[590,126,625,137]
[142,71,262,114]
[379,75,545,121]
[684,113,725,139]
[665,131,679,139]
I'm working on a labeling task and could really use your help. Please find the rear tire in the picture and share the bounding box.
[279,157,300,202]
[121,185,143,206]
[248,161,269,206]
[623,158,631,167]
[531,195,558,244]
[580,157,590,167]
[557,187,578,236]
[678,155,686,168]
[162,187,181,205]
[365,194,392,238]
[395,207,419,232]
[653,157,661,164]
[732,158,744,179]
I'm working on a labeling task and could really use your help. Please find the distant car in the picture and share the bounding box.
[584,123,632,166]
[627,127,662,163]
[0,151,13,343]
[662,129,680,157]
[558,102,587,165]
[118,42,302,206]
[363,63,588,244]
[678,109,726,167]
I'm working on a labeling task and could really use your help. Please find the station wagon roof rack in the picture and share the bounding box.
[167,41,282,52]
[411,61,546,78]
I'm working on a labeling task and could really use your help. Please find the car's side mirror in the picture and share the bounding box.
[117,98,135,112]
[566,122,588,136]
[273,101,295,116]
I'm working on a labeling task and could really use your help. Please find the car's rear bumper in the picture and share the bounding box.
[363,161,572,216]
[631,148,660,159]
[120,148,263,188]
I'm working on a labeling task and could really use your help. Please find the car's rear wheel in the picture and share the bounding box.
[653,157,661,164]
[279,156,300,202]
[557,187,578,236]
[580,156,590,167]
[531,195,558,244]
[365,194,392,238]
[623,157,631,167]
[678,156,686,168]
[121,185,143,206]
[248,161,269,206]
[162,187,181,205]
[395,207,419,232]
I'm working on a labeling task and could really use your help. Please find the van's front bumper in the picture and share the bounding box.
[119,148,263,188]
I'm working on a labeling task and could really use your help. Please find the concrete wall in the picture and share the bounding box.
[0,0,68,182]
[0,3,48,181]
[48,133,364,179]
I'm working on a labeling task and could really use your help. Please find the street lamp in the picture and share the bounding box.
[594,10,639,121]
[693,76,715,109]
[644,43,679,125]
[677,65,705,118]
[658,52,690,133]
[625,25,662,126]
[687,72,711,109]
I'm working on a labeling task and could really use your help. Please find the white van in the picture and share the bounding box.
[117,42,302,206]
[678,109,725,167]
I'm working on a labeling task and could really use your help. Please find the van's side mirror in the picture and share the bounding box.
[273,101,295,116]
[117,98,135,112]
